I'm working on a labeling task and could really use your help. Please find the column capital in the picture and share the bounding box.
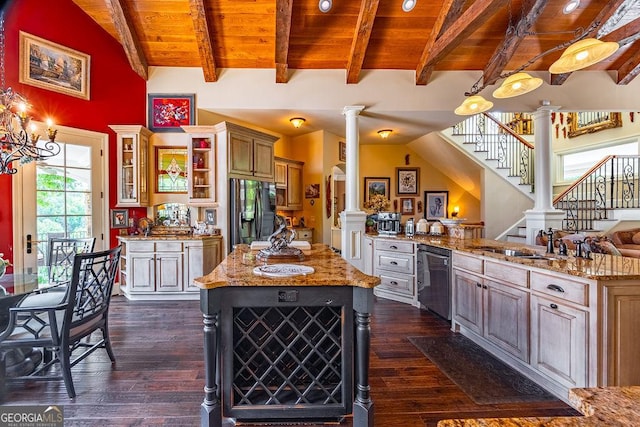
[342,106,365,116]
[535,100,561,113]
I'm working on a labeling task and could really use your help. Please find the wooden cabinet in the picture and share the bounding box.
[118,236,222,300]
[363,235,374,276]
[111,125,152,207]
[227,124,278,181]
[293,227,313,244]
[373,239,416,305]
[182,126,216,205]
[274,157,304,210]
[452,253,529,362]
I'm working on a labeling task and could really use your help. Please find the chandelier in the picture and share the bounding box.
[0,13,60,175]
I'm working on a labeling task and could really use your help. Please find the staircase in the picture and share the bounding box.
[442,114,640,242]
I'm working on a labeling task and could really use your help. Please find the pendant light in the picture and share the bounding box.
[454,96,493,116]
[549,38,619,74]
[492,72,543,99]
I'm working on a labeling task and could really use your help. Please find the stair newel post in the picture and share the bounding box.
[609,156,615,209]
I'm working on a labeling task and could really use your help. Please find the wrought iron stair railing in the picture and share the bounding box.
[452,112,535,188]
[553,155,640,232]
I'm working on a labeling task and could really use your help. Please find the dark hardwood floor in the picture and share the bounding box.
[3,296,579,426]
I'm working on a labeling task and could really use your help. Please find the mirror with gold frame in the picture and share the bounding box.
[568,112,622,138]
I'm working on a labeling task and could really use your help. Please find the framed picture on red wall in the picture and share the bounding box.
[147,94,195,132]
[19,31,91,100]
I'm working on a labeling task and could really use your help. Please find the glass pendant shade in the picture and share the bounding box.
[492,72,543,98]
[549,38,619,74]
[454,95,493,116]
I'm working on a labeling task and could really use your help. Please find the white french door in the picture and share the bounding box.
[12,124,109,272]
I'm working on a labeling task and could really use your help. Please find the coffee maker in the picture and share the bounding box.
[376,212,401,236]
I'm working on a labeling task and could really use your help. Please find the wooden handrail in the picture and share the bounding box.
[482,112,534,149]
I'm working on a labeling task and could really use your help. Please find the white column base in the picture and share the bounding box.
[524,209,566,245]
[340,210,366,271]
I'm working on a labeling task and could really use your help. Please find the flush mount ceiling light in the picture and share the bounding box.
[492,72,543,99]
[549,38,619,74]
[454,96,493,116]
[402,0,416,12]
[289,117,306,128]
[318,0,332,13]
[377,129,392,139]
[563,0,580,14]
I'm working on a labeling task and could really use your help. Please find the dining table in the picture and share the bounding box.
[0,266,69,400]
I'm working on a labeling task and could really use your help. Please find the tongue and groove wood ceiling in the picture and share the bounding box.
[73,0,640,86]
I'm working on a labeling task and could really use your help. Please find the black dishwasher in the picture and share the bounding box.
[416,244,452,320]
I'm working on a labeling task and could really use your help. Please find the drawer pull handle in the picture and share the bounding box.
[325,299,334,305]
[476,283,482,288]
[550,303,558,309]
[390,261,398,265]
[390,281,398,286]
[547,284,565,293]
[389,245,398,250]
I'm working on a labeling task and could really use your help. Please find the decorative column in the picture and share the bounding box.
[340,106,366,270]
[524,101,565,245]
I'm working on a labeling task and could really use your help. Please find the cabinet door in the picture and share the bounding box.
[531,295,588,388]
[130,253,155,292]
[156,253,183,292]
[452,269,483,335]
[229,132,254,177]
[185,244,204,292]
[111,125,151,207]
[484,279,529,362]
[252,139,275,180]
[286,162,303,210]
[363,236,374,276]
[274,160,287,187]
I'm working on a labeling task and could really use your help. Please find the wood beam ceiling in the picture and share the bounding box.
[275,0,294,83]
[422,0,510,71]
[189,0,218,82]
[105,0,148,80]
[346,0,380,84]
[482,0,548,87]
[415,0,461,86]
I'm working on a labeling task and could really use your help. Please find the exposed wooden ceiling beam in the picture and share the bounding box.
[424,0,510,69]
[550,0,628,86]
[275,0,294,83]
[617,40,640,84]
[188,0,217,82]
[482,0,548,87]
[415,0,461,86]
[346,0,380,84]
[603,16,640,47]
[104,0,148,80]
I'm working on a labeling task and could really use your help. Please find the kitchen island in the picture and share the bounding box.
[193,244,380,427]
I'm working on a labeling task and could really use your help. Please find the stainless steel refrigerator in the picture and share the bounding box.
[229,178,276,252]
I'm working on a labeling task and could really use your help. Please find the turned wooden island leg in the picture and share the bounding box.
[201,311,221,427]
[353,287,374,427]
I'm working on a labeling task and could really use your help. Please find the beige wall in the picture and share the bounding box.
[359,144,481,223]
[482,170,534,239]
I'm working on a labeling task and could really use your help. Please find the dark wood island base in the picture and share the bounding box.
[195,245,380,427]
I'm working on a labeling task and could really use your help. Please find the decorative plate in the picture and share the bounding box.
[253,264,315,278]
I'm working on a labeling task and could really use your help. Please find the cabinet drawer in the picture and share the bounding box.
[485,260,529,288]
[375,252,414,274]
[378,273,414,296]
[453,251,483,274]
[375,239,414,254]
[531,271,588,306]
[128,241,155,252]
[157,242,183,252]
[296,229,313,239]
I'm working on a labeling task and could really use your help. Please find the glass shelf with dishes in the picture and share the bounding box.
[111,125,152,207]
[184,130,216,205]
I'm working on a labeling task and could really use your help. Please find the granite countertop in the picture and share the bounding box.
[437,386,640,426]
[117,234,221,241]
[370,234,640,281]
[193,243,380,290]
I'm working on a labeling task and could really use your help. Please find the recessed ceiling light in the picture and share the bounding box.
[563,0,580,14]
[319,0,332,13]
[402,0,416,12]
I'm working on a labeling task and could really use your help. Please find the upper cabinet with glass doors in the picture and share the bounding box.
[182,126,217,205]
[110,125,153,207]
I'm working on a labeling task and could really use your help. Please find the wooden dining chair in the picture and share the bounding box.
[47,237,96,284]
[0,245,121,398]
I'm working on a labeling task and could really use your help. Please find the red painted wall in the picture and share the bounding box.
[0,0,147,267]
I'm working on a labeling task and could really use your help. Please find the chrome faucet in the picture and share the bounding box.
[545,228,554,254]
